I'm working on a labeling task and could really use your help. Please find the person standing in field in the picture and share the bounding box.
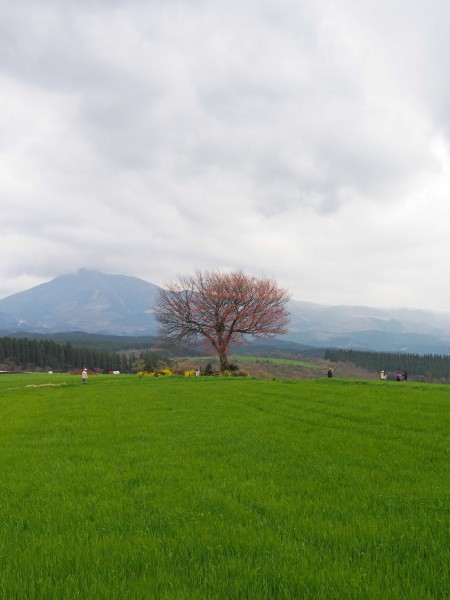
[380,370,387,380]
[327,368,333,378]
[81,368,88,384]
[195,365,200,377]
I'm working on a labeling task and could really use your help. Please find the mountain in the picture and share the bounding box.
[285,300,450,353]
[0,268,450,353]
[0,269,160,335]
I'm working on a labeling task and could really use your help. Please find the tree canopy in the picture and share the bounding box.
[154,270,290,370]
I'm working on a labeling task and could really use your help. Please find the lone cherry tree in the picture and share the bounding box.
[154,270,290,371]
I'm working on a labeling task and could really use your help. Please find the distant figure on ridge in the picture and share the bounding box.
[327,368,333,378]
[194,365,200,377]
[81,368,88,384]
[396,371,401,381]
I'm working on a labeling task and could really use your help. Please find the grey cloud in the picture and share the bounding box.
[2,0,450,311]
[3,0,435,204]
[179,6,436,214]
[78,90,163,169]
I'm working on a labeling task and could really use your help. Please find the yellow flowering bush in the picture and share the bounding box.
[137,369,174,378]
[159,368,174,376]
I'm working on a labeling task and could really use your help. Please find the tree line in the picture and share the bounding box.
[325,348,450,380]
[0,336,174,373]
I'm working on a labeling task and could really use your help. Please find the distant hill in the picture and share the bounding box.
[1,268,450,354]
[286,300,450,353]
[0,269,160,335]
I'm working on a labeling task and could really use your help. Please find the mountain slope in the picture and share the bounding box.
[0,269,160,334]
[286,299,450,352]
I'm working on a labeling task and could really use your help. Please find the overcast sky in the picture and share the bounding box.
[1,0,449,312]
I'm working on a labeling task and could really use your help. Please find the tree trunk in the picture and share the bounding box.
[218,348,230,371]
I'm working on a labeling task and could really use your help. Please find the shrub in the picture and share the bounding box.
[235,369,250,377]
[216,369,250,378]
[158,368,174,376]
[172,368,186,376]
[137,371,154,378]
[204,363,214,376]
[216,370,234,377]
[137,369,174,378]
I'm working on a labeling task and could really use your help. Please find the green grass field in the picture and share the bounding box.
[229,355,322,368]
[0,374,448,599]
[193,355,321,368]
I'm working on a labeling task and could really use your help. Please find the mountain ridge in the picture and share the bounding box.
[0,269,449,354]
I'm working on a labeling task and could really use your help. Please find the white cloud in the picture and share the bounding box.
[1,0,449,311]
